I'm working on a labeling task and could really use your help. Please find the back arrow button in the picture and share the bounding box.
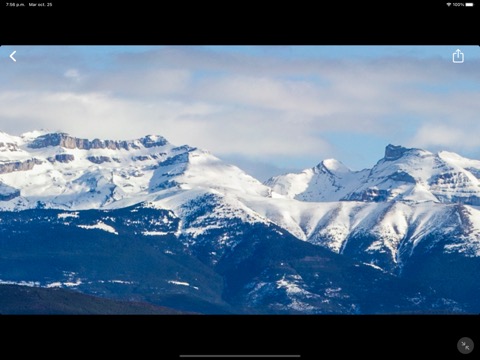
[10,51,16,62]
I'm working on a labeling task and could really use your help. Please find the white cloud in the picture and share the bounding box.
[0,91,220,141]
[193,75,333,116]
[87,68,191,98]
[411,124,466,147]
[1,46,480,175]
[410,123,480,151]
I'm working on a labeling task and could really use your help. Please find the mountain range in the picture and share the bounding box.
[0,130,479,313]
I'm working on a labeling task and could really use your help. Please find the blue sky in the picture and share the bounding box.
[1,45,480,180]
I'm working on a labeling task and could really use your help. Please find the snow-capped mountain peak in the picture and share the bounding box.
[0,131,271,211]
[316,158,351,175]
[382,144,428,161]
[269,144,480,206]
[0,131,22,153]
[0,130,20,143]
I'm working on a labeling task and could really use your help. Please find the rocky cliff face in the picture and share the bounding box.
[28,133,168,151]
[0,142,20,152]
[49,154,75,163]
[0,182,20,201]
[384,144,411,161]
[0,158,43,174]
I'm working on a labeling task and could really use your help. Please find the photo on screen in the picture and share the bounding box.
[0,45,479,315]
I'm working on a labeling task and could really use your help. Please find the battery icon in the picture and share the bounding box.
[466,2,474,6]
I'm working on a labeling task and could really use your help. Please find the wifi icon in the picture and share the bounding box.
[447,2,451,5]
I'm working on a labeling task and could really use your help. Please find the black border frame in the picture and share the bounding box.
[0,1,479,358]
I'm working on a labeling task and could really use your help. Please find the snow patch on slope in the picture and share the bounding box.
[78,221,118,235]
[168,280,199,290]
